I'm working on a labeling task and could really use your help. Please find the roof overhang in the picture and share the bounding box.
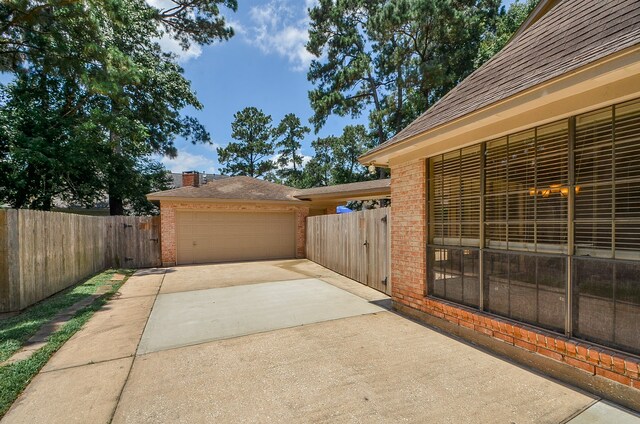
[360,45,640,166]
[293,188,391,203]
[145,195,305,206]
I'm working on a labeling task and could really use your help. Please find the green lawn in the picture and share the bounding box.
[0,269,133,417]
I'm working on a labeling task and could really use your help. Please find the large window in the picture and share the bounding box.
[427,146,481,306]
[426,98,640,354]
[485,122,569,252]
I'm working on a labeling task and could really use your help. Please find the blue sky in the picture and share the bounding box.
[159,0,519,175]
[1,0,517,174]
[156,0,358,174]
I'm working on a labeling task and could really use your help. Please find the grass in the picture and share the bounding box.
[0,269,131,362]
[0,269,133,418]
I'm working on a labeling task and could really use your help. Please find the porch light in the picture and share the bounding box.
[368,163,377,174]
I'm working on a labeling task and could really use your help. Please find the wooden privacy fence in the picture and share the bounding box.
[0,209,160,312]
[306,207,391,295]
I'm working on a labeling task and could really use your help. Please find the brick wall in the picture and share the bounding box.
[390,159,427,307]
[159,201,309,266]
[389,158,640,394]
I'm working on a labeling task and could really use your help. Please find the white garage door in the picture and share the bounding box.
[176,211,296,265]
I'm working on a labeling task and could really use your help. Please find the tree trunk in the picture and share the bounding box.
[109,193,124,215]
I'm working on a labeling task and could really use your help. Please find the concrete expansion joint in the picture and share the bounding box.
[107,268,166,424]
[40,354,135,375]
[135,308,392,358]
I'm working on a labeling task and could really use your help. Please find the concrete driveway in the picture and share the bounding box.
[3,259,639,423]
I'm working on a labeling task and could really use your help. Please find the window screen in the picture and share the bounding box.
[485,122,569,252]
[425,97,640,354]
[428,247,480,308]
[573,257,640,354]
[484,250,566,332]
[428,145,481,247]
[574,99,640,259]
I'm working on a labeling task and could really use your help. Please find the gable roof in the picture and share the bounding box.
[147,176,299,202]
[147,176,392,204]
[361,0,640,162]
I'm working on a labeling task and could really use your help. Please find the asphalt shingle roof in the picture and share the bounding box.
[148,177,392,202]
[148,176,299,202]
[363,0,640,158]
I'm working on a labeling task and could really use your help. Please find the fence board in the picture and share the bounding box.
[306,207,391,295]
[0,209,161,312]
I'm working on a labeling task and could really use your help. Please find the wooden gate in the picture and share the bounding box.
[306,207,391,295]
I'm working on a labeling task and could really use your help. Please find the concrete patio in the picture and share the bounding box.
[2,259,639,423]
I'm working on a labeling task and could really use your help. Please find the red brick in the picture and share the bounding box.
[564,356,595,374]
[612,357,627,374]
[587,348,601,364]
[475,325,493,337]
[596,367,632,386]
[599,352,613,369]
[444,315,458,325]
[515,339,536,352]
[566,342,577,356]
[513,327,525,340]
[633,380,640,390]
[625,358,640,375]
[576,344,588,360]
[494,332,514,344]
[537,347,563,362]
[459,320,474,330]
[554,339,566,354]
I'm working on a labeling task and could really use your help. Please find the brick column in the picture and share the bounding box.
[296,206,309,258]
[390,159,427,308]
[160,202,177,266]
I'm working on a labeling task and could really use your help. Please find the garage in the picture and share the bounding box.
[176,211,296,264]
[147,174,387,267]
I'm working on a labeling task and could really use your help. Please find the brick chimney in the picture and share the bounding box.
[182,171,200,187]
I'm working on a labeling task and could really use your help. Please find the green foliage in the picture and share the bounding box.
[474,0,538,67]
[300,136,335,188]
[306,0,526,145]
[300,125,372,188]
[0,0,237,214]
[0,269,133,418]
[273,113,310,186]
[217,107,276,178]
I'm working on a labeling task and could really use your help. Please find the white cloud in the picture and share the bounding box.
[160,151,217,174]
[202,142,221,153]
[271,151,311,169]
[244,0,315,71]
[146,0,203,63]
[155,36,203,63]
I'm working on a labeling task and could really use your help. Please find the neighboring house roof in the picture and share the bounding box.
[147,176,392,204]
[148,176,299,202]
[361,0,640,161]
[168,172,227,188]
[294,179,391,201]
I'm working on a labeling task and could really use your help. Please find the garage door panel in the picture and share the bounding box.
[177,211,296,264]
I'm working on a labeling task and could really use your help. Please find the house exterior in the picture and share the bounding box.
[147,173,390,267]
[360,0,640,403]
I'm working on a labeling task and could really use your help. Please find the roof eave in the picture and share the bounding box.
[359,45,640,166]
[293,188,391,202]
[146,196,307,205]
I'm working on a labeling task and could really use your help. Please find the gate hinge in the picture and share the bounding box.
[381,215,387,223]
[382,276,388,285]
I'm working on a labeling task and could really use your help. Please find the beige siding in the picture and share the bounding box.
[176,211,296,264]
